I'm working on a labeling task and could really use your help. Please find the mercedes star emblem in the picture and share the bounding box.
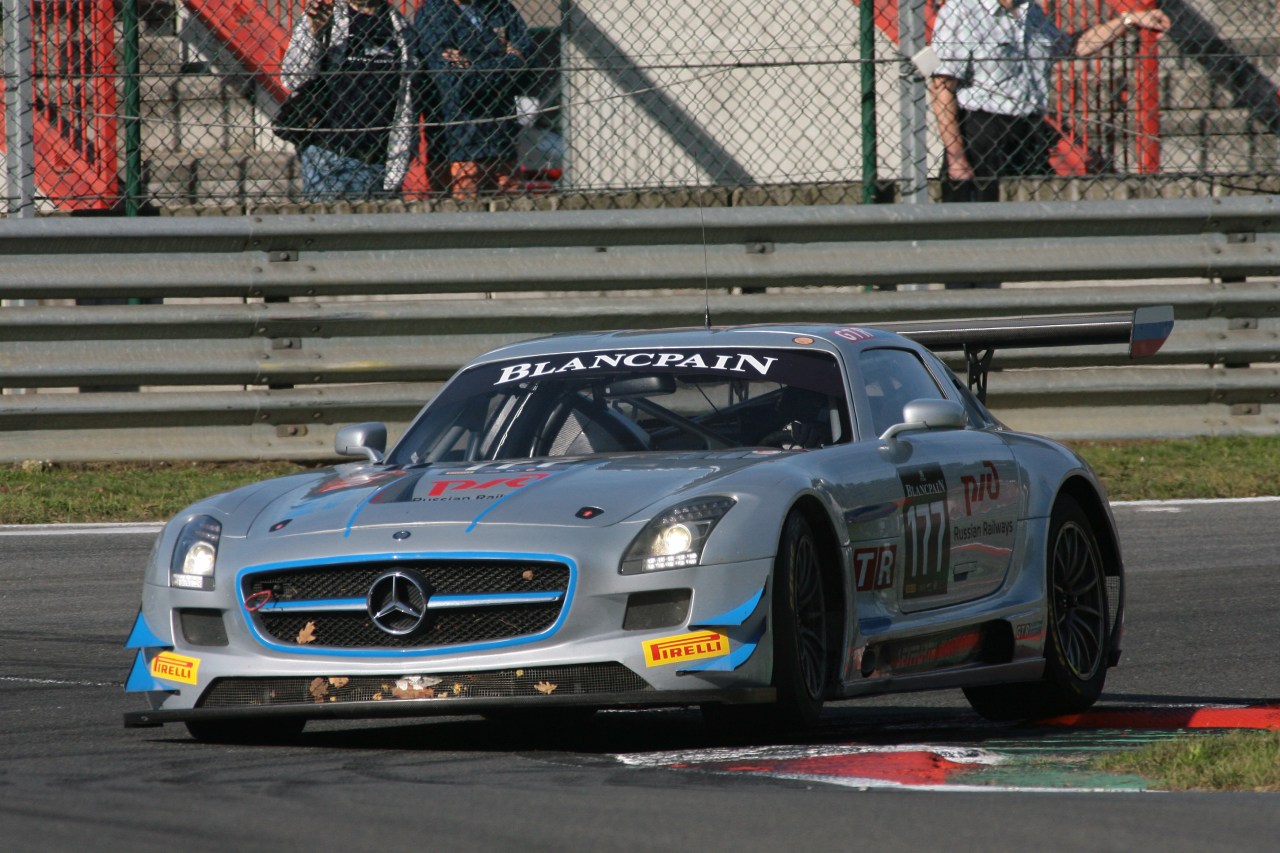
[367,569,433,637]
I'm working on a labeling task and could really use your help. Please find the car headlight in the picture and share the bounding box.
[620,497,736,574]
[170,515,221,590]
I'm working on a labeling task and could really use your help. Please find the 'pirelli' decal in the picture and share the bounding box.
[149,651,200,685]
[642,630,730,667]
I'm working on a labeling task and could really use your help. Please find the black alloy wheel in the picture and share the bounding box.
[768,509,830,729]
[1050,505,1108,684]
[702,509,831,736]
[963,494,1110,721]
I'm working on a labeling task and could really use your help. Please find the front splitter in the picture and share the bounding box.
[123,687,776,728]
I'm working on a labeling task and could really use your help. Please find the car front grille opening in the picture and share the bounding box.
[257,603,561,649]
[242,559,571,650]
[179,608,229,647]
[1107,575,1122,636]
[245,560,569,603]
[622,588,692,631]
[197,663,652,709]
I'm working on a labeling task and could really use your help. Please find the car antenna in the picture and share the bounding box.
[698,198,712,329]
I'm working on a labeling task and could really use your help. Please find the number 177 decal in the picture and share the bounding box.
[899,464,950,599]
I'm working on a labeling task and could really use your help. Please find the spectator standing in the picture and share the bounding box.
[929,0,1170,202]
[414,0,533,198]
[283,0,419,201]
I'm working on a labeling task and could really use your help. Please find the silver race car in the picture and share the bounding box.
[125,309,1173,742]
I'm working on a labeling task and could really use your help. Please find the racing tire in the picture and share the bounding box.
[703,510,830,736]
[963,494,1110,722]
[184,717,306,744]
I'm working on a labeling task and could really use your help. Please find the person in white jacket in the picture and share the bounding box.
[929,0,1170,198]
[282,0,419,200]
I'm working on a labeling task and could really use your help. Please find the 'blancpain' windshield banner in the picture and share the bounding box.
[494,351,780,385]
[429,347,848,407]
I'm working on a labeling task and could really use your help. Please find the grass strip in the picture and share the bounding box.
[0,460,316,525]
[2,436,1278,525]
[1069,436,1280,502]
[1094,730,1280,792]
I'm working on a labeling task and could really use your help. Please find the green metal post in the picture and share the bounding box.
[121,0,142,216]
[859,0,877,204]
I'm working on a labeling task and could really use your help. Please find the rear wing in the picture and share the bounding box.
[877,306,1175,403]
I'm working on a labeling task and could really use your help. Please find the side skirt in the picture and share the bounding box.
[838,659,1046,699]
[837,619,1045,698]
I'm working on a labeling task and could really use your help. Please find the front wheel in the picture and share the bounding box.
[773,510,830,728]
[703,510,830,735]
[964,494,1110,721]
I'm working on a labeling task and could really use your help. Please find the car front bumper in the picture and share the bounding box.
[124,553,777,728]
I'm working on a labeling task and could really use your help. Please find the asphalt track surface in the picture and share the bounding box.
[2,499,1279,852]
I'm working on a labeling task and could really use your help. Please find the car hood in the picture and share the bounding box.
[235,453,785,538]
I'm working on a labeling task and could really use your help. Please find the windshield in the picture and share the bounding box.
[390,346,851,465]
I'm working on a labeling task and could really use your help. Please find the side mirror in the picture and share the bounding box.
[879,398,967,441]
[335,422,387,463]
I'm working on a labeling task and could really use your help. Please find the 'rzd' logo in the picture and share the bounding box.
[425,473,549,498]
[960,460,1001,515]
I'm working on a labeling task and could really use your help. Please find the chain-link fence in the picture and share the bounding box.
[2,0,1278,215]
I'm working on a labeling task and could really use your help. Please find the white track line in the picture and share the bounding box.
[0,523,163,536]
[1113,496,1280,507]
[0,675,120,688]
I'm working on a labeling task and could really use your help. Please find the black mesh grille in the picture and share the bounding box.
[243,559,570,650]
[1107,575,1122,636]
[245,560,568,600]
[258,604,562,648]
[197,664,651,708]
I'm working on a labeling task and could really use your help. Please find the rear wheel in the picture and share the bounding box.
[185,717,306,744]
[703,510,830,735]
[964,495,1110,721]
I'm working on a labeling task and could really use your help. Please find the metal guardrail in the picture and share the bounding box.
[3,196,1280,296]
[2,197,1278,461]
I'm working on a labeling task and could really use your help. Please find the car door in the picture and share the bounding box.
[854,347,1019,615]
